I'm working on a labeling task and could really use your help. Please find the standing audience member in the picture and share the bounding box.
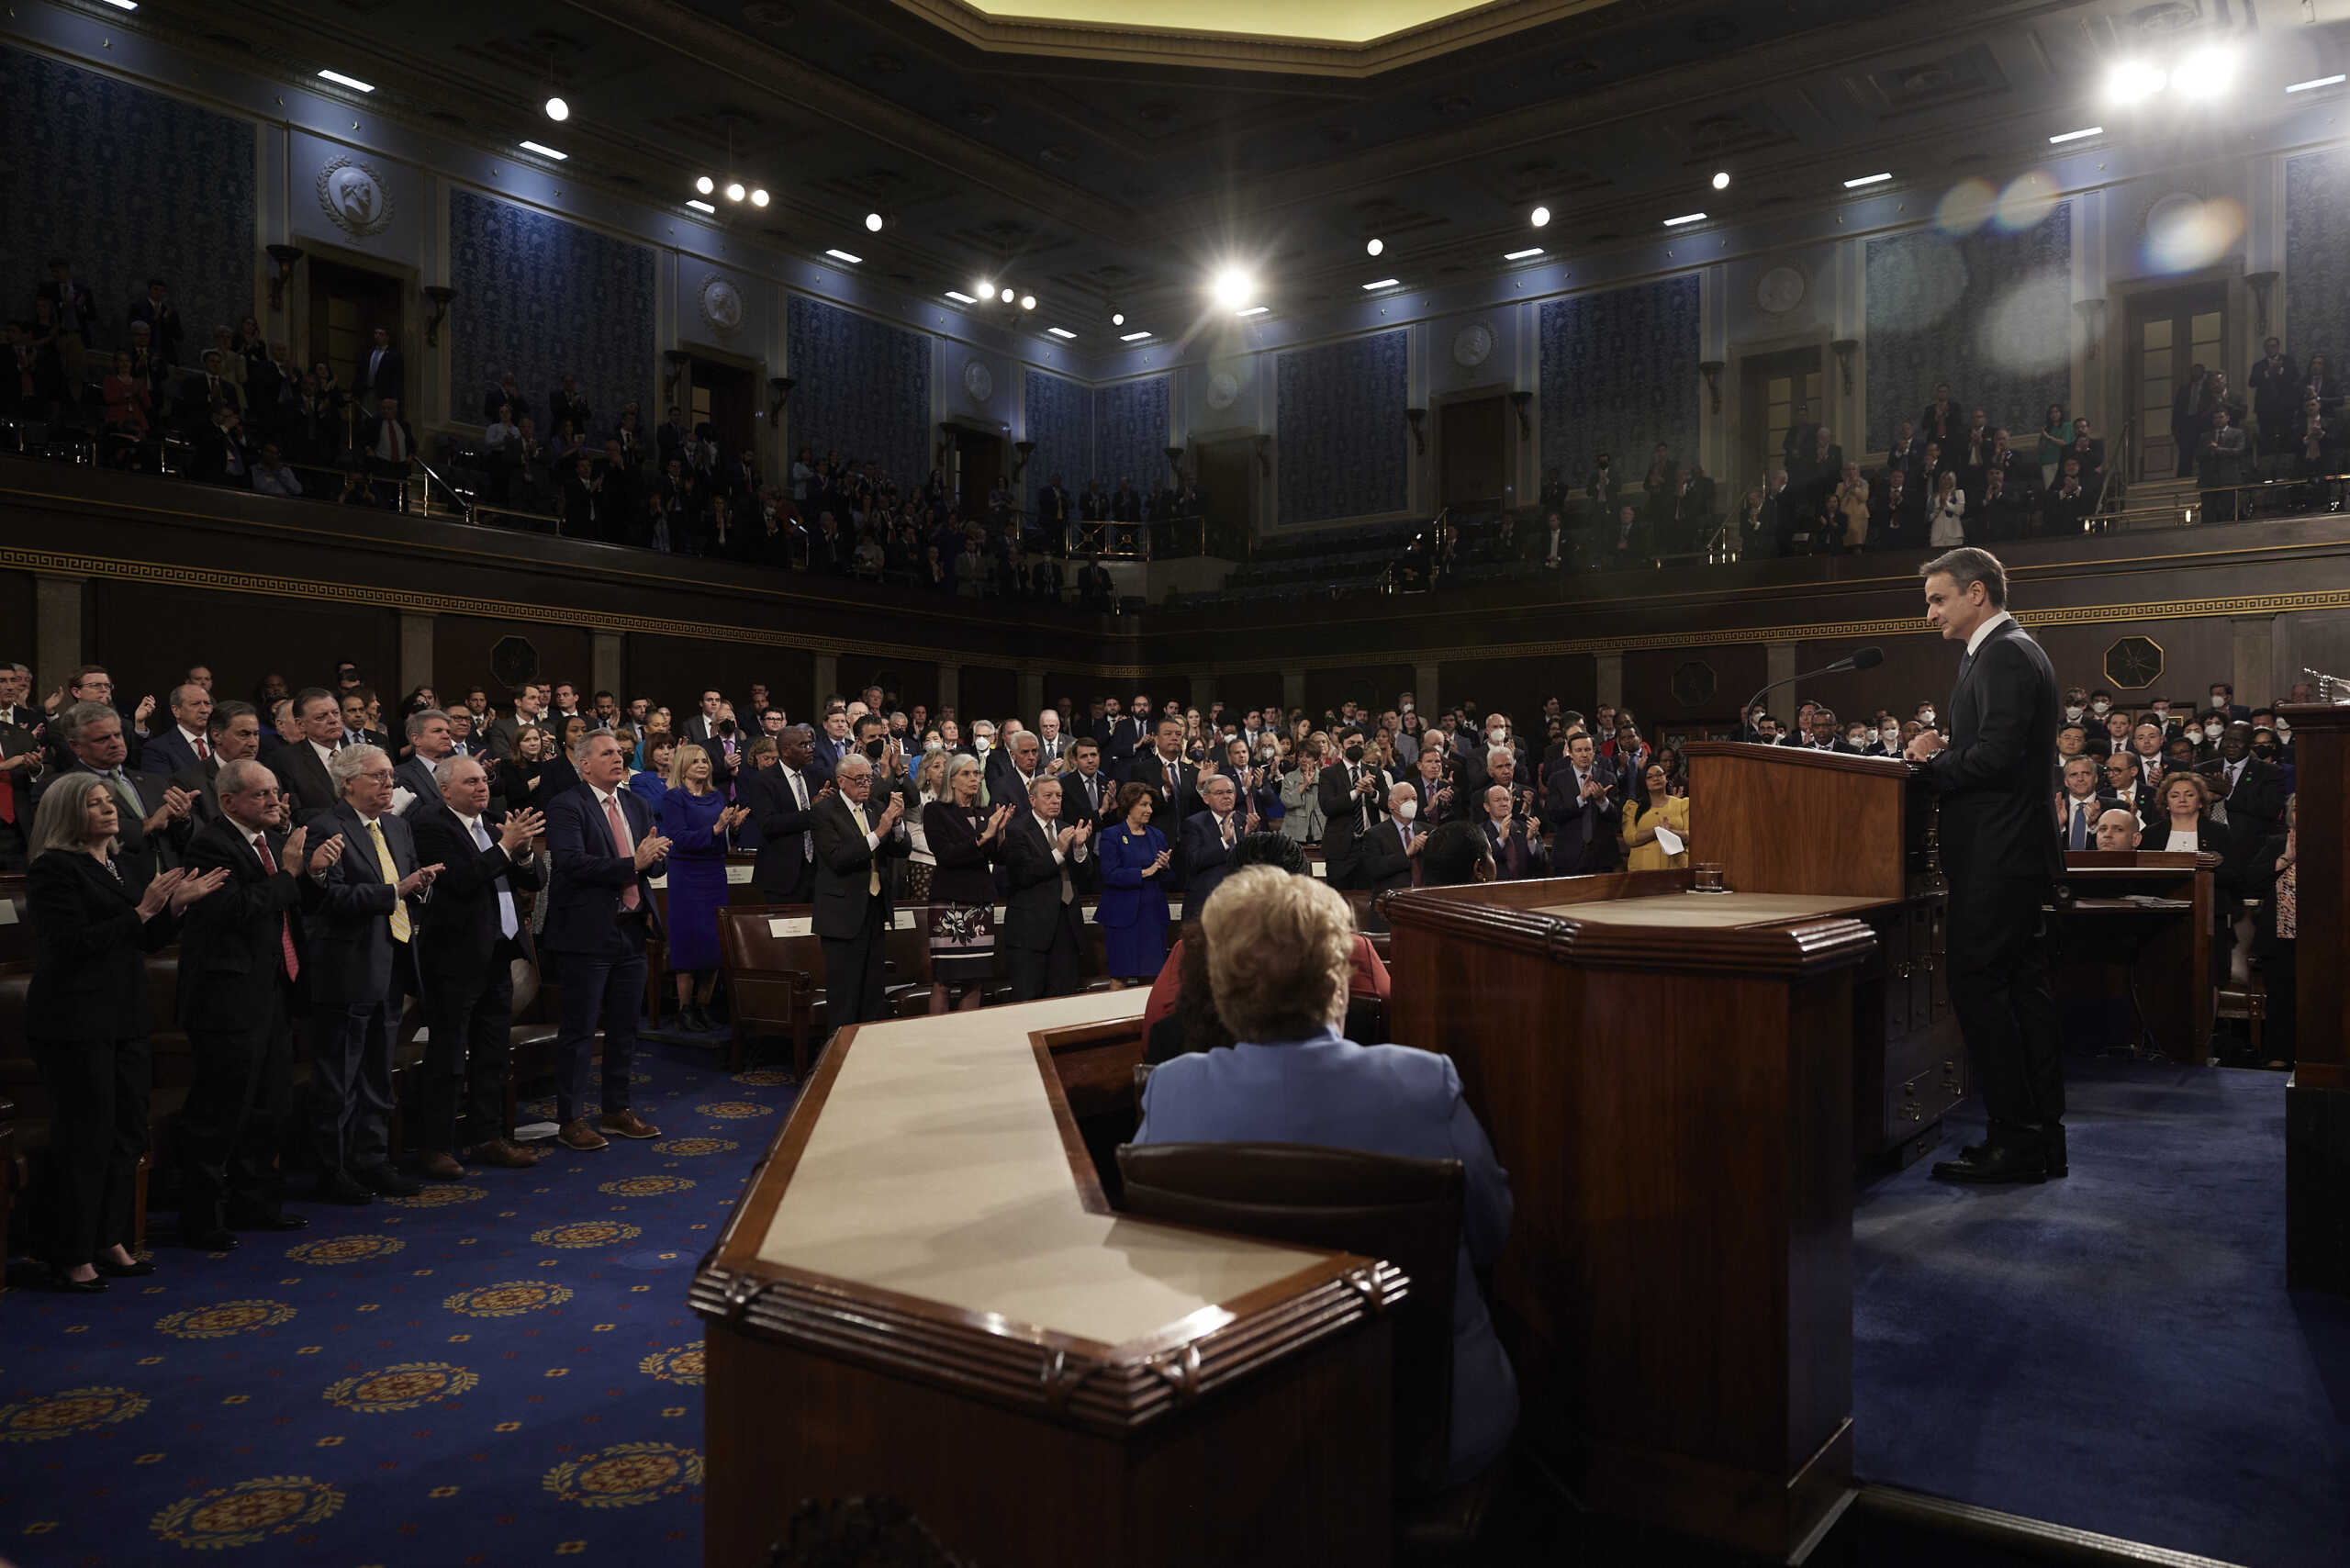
[1622,762,1691,871]
[1001,775,1091,1001]
[658,743,749,1032]
[811,755,911,1033]
[920,756,1012,1013]
[1097,781,1173,986]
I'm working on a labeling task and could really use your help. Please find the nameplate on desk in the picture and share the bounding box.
[1310,860,1328,878]
[725,864,753,884]
[894,910,916,930]
[0,902,15,925]
[1169,901,1184,920]
[993,905,1008,920]
[1082,903,1098,921]
[767,916,812,937]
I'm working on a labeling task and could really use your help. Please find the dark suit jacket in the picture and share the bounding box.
[394,754,446,818]
[1318,760,1392,837]
[177,816,312,1031]
[1058,767,1113,832]
[742,764,821,900]
[1482,817,1549,880]
[1540,758,1620,873]
[811,792,910,939]
[274,740,341,821]
[141,726,206,779]
[304,803,424,1007]
[1919,618,2064,889]
[1000,811,1083,953]
[31,761,185,882]
[173,756,225,825]
[410,804,541,987]
[543,783,662,958]
[1355,815,1418,891]
[23,848,178,1042]
[1178,810,1246,912]
[362,345,404,403]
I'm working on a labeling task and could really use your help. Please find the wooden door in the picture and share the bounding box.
[1196,437,1253,557]
[954,429,1002,520]
[1438,395,1506,510]
[1738,348,1822,489]
[305,258,401,392]
[690,357,755,462]
[2132,286,2226,481]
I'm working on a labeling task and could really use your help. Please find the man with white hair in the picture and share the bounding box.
[305,743,442,1203]
[393,708,457,817]
[142,682,216,778]
[1178,771,1249,912]
[1353,780,1425,892]
[1035,708,1067,767]
[811,752,912,1032]
[1001,774,1091,1001]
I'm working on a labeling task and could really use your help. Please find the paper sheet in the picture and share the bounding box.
[1654,823,1684,857]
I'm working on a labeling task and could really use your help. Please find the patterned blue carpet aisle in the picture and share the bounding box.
[1853,1057,2350,1567]
[0,1043,799,1565]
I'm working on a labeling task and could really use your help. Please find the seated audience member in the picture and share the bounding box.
[2054,755,2114,853]
[1622,761,1690,871]
[2092,807,2140,852]
[1416,817,1495,888]
[2143,772,2231,941]
[1352,780,1423,892]
[1136,867,1516,1488]
[2103,751,2157,829]
[251,442,302,498]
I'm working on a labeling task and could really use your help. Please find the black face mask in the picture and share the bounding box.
[1344,745,1365,763]
[2253,744,2277,759]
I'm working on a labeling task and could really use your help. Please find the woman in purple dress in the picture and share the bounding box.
[660,744,747,1032]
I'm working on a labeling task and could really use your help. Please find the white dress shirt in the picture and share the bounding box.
[456,811,520,939]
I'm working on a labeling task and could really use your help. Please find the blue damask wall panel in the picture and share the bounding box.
[1094,376,1171,494]
[784,295,932,487]
[2287,151,2350,366]
[1275,330,1409,526]
[0,46,255,367]
[1023,368,1092,504]
[450,189,655,436]
[1538,278,1700,494]
[1864,204,2071,451]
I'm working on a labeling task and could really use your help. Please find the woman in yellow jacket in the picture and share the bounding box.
[1622,759,1691,871]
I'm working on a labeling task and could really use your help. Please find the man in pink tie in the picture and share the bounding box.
[542,732,672,1152]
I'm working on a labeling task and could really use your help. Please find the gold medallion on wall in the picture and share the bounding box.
[2104,634,2164,689]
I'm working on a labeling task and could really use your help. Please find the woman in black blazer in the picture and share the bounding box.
[921,754,1013,1014]
[2141,771,2235,947]
[23,774,224,1291]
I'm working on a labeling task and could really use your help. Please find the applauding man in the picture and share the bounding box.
[1002,775,1091,1002]
[811,754,912,1036]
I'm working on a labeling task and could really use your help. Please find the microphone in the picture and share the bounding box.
[1741,646,1884,726]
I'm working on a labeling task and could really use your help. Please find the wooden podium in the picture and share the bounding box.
[2283,703,2350,1294]
[1382,742,1933,1560]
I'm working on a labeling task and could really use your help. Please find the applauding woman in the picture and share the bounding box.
[1622,761,1692,872]
[661,743,749,1032]
[25,775,228,1291]
[1097,781,1173,986]
[922,755,1013,1014]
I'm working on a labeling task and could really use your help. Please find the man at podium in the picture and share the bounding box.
[1907,546,2068,1184]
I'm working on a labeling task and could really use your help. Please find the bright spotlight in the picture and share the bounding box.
[749,188,769,207]
[1529,205,1551,228]
[865,211,884,232]
[1020,295,1036,310]
[1211,268,1255,309]
[1711,170,1730,191]
[724,182,746,203]
[696,175,715,196]
[975,280,994,299]
[1000,287,1015,303]
[2104,60,2167,105]
[2173,46,2238,100]
[544,95,569,122]
[1112,312,1125,326]
[1366,238,1384,257]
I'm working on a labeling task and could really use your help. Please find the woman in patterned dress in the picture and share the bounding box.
[922,754,1013,1013]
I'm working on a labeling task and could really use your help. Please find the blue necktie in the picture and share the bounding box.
[2069,801,2087,851]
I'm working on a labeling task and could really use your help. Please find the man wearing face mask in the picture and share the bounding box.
[2188,710,2230,764]
[1844,721,1876,756]
[2198,721,2287,870]
[1352,780,1424,894]
[2207,682,2251,724]
[2060,686,2089,731]
[1317,726,1392,890]
[2248,725,2295,792]
[1468,714,1528,795]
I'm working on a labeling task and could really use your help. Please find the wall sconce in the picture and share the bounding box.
[768,375,795,423]
[1163,444,1188,479]
[422,286,456,348]
[1509,389,1533,438]
[1404,407,1427,455]
[1697,360,1724,416]
[265,243,305,311]
[1013,439,1036,481]
[2245,272,2279,338]
[1830,339,1859,398]
[664,349,691,403]
[1253,432,1272,476]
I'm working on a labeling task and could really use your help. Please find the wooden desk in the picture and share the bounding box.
[695,991,1400,1567]
[2283,703,2349,1293]
[2049,851,2220,1063]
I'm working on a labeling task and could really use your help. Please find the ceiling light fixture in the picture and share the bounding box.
[2047,126,2103,144]
[1020,294,1036,310]
[974,280,995,299]
[724,181,746,203]
[518,140,566,160]
[543,97,569,121]
[1119,330,1152,342]
[1711,171,1730,191]
[98,0,139,11]
[825,249,863,264]
[1211,268,1255,309]
[1111,312,1125,326]
[1362,277,1400,290]
[1503,247,1544,261]
[2104,60,2167,105]
[1366,238,1384,256]
[1237,305,1270,318]
[1047,327,1077,339]
[2173,47,2237,100]
[946,290,979,304]
[1529,205,1551,227]
[1842,172,1893,188]
[750,188,769,207]
[687,199,716,214]
[2288,74,2347,94]
[696,175,715,196]
[865,211,884,232]
[317,69,376,93]
[1000,287,1016,304]
[1662,212,1706,227]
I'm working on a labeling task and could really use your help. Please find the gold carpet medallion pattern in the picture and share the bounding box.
[442,1280,575,1317]
[529,1221,643,1249]
[731,1069,795,1086]
[637,1346,706,1385]
[150,1474,342,1549]
[385,1182,488,1209]
[599,1175,697,1196]
[692,1101,771,1119]
[650,1137,738,1156]
[321,1362,481,1414]
[285,1233,406,1266]
[155,1300,297,1339]
[0,1386,150,1440]
[542,1441,704,1508]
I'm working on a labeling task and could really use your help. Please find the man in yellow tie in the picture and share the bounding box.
[303,745,442,1204]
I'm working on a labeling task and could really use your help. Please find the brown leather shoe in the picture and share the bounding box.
[557,1119,610,1152]
[599,1109,660,1140]
[416,1151,466,1182]
[469,1139,543,1169]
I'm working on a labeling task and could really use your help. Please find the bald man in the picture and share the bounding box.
[2093,808,2141,852]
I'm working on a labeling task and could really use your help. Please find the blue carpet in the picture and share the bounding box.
[1854,1057,2350,1565]
[0,1041,797,1565]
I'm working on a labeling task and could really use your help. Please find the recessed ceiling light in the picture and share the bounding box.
[518,140,566,160]
[1112,312,1125,326]
[1662,212,1706,227]
[2104,60,2166,105]
[1046,326,1077,339]
[687,199,716,214]
[696,175,715,196]
[1842,172,1893,188]
[1237,305,1270,317]
[2047,126,2103,144]
[1362,277,1401,290]
[1119,330,1152,342]
[1503,246,1545,261]
[825,249,863,264]
[974,280,994,299]
[317,69,376,93]
[97,0,138,10]
[543,95,569,122]
[750,188,769,207]
[865,211,884,232]
[945,290,978,304]
[2288,74,2347,94]
[1711,170,1730,191]
[1529,205,1551,227]
[2173,47,2237,100]
[1000,286,1016,303]
[724,182,746,203]
[1020,294,1036,309]
[1366,238,1384,256]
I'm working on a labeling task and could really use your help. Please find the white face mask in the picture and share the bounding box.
[1847,733,1867,749]
[1919,710,1936,725]
[1488,729,1508,746]
[2276,721,2291,737]
[974,735,991,752]
[2204,723,2224,742]
[1393,799,1417,822]
[2091,700,2110,714]
[1881,728,1900,745]
[2065,706,2083,722]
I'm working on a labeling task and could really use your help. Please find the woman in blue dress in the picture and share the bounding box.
[660,743,747,1033]
[1096,780,1173,985]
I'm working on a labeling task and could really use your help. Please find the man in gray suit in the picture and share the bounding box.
[302,745,442,1204]
[393,708,457,817]
[173,700,263,826]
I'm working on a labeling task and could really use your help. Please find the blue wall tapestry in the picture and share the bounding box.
[0,47,256,371]
[1538,277,1701,498]
[2287,151,2350,368]
[1863,203,2071,451]
[1275,330,1410,526]
[450,189,655,438]
[783,295,933,488]
[1023,367,1092,508]
[1094,375,1172,495]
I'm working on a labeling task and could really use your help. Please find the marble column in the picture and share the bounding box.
[400,611,437,701]
[2234,616,2277,708]
[1019,670,1046,723]
[33,572,86,697]
[1282,668,1305,713]
[936,665,960,718]
[590,631,623,706]
[1766,641,1798,712]
[1595,652,1624,712]
[1412,662,1440,715]
[811,654,839,716]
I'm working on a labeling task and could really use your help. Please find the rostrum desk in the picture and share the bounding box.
[692,990,1400,1568]
[1381,741,1944,1560]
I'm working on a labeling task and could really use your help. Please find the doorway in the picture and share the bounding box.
[1196,437,1253,557]
[951,427,1004,520]
[1737,347,1823,492]
[1438,395,1508,510]
[687,356,755,462]
[2129,285,2227,481]
[305,258,403,398]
